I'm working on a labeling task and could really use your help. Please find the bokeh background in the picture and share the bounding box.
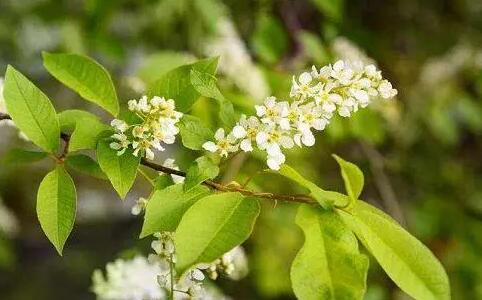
[0,0,481,299]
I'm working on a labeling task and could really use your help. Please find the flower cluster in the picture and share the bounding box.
[202,60,398,170]
[92,232,245,300]
[110,96,183,160]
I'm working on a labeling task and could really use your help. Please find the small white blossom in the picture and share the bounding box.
[255,96,290,129]
[202,128,239,157]
[231,115,260,152]
[131,197,148,216]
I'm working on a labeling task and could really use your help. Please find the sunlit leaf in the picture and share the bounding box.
[36,166,76,255]
[4,66,60,153]
[338,201,450,300]
[43,52,119,116]
[175,192,260,274]
[291,205,369,299]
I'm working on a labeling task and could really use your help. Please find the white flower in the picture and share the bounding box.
[331,60,354,85]
[290,72,319,101]
[255,96,290,129]
[131,197,148,216]
[91,256,165,300]
[202,128,239,157]
[162,159,184,184]
[231,115,260,152]
[111,119,129,133]
[298,103,328,131]
[256,125,293,170]
[378,80,398,99]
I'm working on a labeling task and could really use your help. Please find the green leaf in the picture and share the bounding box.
[338,201,450,300]
[178,115,213,150]
[332,154,364,201]
[36,166,76,255]
[2,149,48,165]
[97,139,140,199]
[65,154,107,180]
[42,52,119,116]
[291,205,369,300]
[184,156,219,192]
[140,184,210,238]
[58,110,111,152]
[278,164,349,209]
[175,192,260,274]
[147,57,218,112]
[3,65,60,153]
[252,15,289,64]
[190,68,237,127]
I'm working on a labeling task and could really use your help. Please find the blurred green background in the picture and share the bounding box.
[0,0,481,299]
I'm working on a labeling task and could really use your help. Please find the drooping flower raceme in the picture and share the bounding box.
[109,96,182,160]
[203,60,398,170]
[92,232,242,300]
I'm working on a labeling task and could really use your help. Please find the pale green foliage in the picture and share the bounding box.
[309,0,344,22]
[4,66,60,153]
[184,156,219,191]
[338,201,450,300]
[178,115,214,150]
[36,166,76,255]
[97,140,140,199]
[190,68,237,127]
[147,57,219,112]
[140,184,210,237]
[278,164,350,208]
[58,110,111,152]
[65,154,107,180]
[291,205,369,300]
[332,154,364,201]
[175,193,260,274]
[252,15,289,64]
[42,52,119,116]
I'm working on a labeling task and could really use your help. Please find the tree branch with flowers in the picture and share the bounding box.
[0,52,449,300]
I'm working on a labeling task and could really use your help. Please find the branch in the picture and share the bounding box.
[1,113,316,205]
[141,158,316,204]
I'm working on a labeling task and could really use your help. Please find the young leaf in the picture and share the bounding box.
[42,52,119,116]
[97,140,140,199]
[190,68,237,127]
[178,115,213,150]
[278,164,349,209]
[3,65,60,153]
[140,184,210,238]
[333,154,364,201]
[147,57,218,112]
[2,149,48,165]
[36,166,76,255]
[58,110,111,152]
[175,192,260,274]
[291,205,369,300]
[184,156,219,192]
[137,51,194,84]
[65,154,107,180]
[338,201,450,300]
[252,15,289,64]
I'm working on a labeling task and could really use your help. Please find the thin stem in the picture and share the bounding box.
[168,254,174,300]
